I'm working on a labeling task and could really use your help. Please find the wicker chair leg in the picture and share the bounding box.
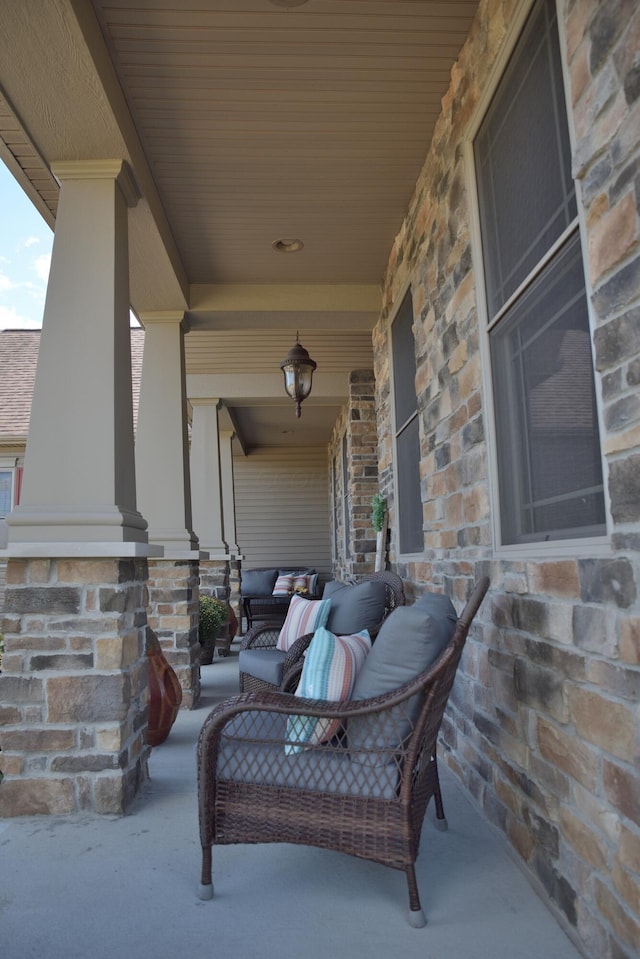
[405,864,426,927]
[199,845,214,900]
[432,755,448,831]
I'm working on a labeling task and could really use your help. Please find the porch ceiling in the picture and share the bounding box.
[0,0,480,449]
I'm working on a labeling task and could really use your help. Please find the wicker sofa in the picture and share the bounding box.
[197,576,490,926]
[240,566,320,631]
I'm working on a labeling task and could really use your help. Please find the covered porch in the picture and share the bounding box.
[0,3,639,959]
[0,646,583,959]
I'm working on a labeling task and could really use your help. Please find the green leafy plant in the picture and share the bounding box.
[371,493,387,533]
[198,596,228,642]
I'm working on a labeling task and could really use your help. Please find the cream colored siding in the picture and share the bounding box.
[234,447,332,582]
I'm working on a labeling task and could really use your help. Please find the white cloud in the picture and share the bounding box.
[33,252,51,282]
[0,304,42,329]
[24,236,40,248]
[0,271,17,293]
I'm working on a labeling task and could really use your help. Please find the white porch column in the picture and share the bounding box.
[135,312,198,553]
[190,398,227,558]
[7,160,148,550]
[220,430,241,557]
[0,161,153,817]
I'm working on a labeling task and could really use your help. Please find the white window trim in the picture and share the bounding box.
[0,457,17,520]
[465,0,612,560]
[388,281,424,562]
[341,431,350,559]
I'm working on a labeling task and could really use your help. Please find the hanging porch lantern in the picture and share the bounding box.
[280,334,317,418]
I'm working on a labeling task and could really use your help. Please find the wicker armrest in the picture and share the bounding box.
[279,631,315,678]
[239,623,282,652]
[199,666,435,754]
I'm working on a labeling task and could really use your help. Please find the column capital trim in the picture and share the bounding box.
[0,542,164,559]
[51,159,140,208]
[138,311,187,331]
[190,397,221,409]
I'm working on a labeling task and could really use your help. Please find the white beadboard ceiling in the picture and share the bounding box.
[0,0,480,449]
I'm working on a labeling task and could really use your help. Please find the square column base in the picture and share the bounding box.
[0,556,150,816]
[147,558,201,708]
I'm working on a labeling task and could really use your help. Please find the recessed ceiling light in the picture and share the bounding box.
[272,238,304,253]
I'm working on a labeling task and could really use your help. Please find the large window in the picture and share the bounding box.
[332,454,340,561]
[0,469,12,518]
[391,290,423,554]
[474,0,605,546]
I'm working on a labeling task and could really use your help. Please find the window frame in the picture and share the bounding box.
[0,458,19,520]
[466,0,610,559]
[389,284,424,559]
[331,453,340,563]
[341,432,350,560]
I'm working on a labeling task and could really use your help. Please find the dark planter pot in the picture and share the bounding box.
[200,635,216,665]
[146,629,183,747]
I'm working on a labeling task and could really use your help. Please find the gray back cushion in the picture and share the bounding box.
[352,592,458,701]
[323,579,387,635]
[241,568,278,596]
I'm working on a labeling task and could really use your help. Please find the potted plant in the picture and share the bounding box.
[371,493,387,533]
[199,595,229,665]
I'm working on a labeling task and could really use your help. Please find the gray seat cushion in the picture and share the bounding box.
[217,711,398,799]
[352,593,458,701]
[238,647,287,686]
[348,594,458,763]
[322,579,387,635]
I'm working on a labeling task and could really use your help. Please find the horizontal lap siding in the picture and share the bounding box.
[234,447,332,583]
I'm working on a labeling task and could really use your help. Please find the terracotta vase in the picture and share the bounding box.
[146,628,183,747]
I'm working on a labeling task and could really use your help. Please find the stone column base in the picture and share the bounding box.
[199,558,232,648]
[147,558,200,708]
[0,557,150,816]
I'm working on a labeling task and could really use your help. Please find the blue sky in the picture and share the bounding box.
[0,159,141,329]
[0,160,53,330]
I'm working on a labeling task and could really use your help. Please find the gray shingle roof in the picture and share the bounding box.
[0,327,145,437]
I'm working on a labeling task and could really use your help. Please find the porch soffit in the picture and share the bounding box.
[0,0,480,448]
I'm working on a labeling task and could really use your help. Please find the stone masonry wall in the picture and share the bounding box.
[329,404,348,578]
[146,558,200,708]
[328,370,379,579]
[0,557,150,815]
[373,2,640,958]
[199,557,233,646]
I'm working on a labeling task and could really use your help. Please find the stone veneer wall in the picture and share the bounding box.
[228,557,242,634]
[0,557,150,815]
[372,1,640,958]
[146,559,200,708]
[328,371,379,579]
[199,557,233,644]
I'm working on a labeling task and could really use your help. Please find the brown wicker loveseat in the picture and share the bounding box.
[240,566,320,631]
[197,576,490,926]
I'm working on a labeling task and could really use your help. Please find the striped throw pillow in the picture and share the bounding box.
[285,627,371,754]
[292,573,319,595]
[272,574,294,596]
[276,594,332,652]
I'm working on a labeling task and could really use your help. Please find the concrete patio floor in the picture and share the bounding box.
[1,642,585,959]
